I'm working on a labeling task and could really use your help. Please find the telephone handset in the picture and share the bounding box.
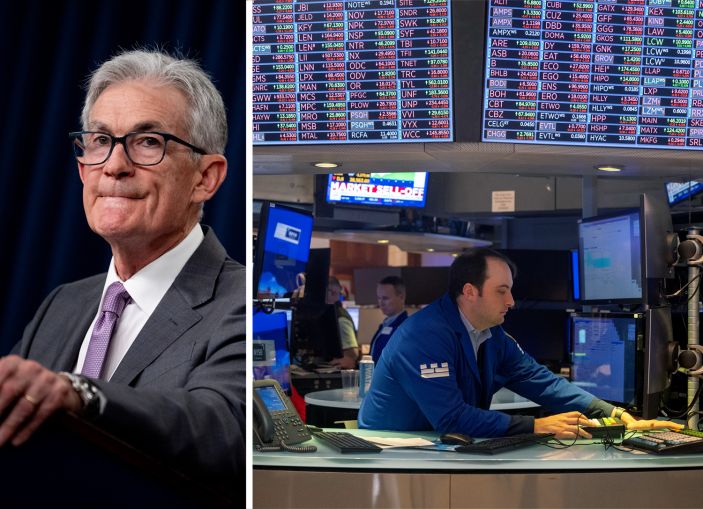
[253,379,315,452]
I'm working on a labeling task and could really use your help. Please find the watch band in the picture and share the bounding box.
[59,372,102,419]
[613,407,626,420]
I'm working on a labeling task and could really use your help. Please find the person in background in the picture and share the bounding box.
[359,248,681,438]
[0,49,245,492]
[326,276,359,369]
[369,275,408,364]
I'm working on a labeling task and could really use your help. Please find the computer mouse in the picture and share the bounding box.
[439,433,474,446]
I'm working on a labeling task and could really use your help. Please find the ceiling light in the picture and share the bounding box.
[596,165,623,172]
[426,248,435,252]
[314,162,339,169]
[377,239,390,244]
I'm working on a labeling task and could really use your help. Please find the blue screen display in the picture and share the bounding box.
[326,172,427,208]
[571,315,638,406]
[666,181,703,205]
[256,386,287,412]
[253,310,291,392]
[257,203,314,299]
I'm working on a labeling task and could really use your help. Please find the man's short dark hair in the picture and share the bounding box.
[448,248,517,299]
[378,275,405,296]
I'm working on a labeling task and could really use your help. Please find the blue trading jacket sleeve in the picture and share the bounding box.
[500,334,595,412]
[392,328,513,438]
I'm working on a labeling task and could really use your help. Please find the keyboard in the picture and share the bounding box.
[455,433,554,455]
[313,431,383,453]
[623,430,703,454]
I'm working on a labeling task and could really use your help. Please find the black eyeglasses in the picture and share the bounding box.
[69,131,207,166]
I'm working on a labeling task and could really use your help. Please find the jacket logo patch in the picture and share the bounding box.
[420,362,450,379]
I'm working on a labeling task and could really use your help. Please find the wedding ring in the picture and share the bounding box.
[23,394,39,405]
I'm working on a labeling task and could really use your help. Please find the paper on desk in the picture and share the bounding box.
[363,437,435,448]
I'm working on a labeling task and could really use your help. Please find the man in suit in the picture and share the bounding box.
[0,50,245,487]
[369,275,408,364]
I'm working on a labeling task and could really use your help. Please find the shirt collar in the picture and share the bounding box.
[383,311,404,325]
[102,224,204,315]
[458,308,492,355]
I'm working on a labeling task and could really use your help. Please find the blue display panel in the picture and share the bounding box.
[482,1,703,149]
[253,310,292,392]
[256,385,288,411]
[252,0,453,144]
[256,203,314,299]
[666,180,703,204]
[570,314,639,406]
[326,172,428,207]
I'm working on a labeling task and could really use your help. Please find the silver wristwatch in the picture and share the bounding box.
[59,372,102,419]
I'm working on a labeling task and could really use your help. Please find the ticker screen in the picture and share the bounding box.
[252,0,454,144]
[482,0,703,149]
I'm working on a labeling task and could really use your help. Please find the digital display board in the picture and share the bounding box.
[666,179,703,203]
[482,0,703,149]
[326,171,428,206]
[252,0,453,144]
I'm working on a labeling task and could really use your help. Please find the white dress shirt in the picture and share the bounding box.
[458,308,493,358]
[74,224,204,380]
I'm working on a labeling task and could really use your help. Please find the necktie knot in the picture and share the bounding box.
[102,281,130,316]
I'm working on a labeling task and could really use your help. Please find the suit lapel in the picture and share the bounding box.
[109,227,226,385]
[52,289,101,372]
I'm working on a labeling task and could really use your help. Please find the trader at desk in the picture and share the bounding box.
[369,275,408,364]
[326,276,359,369]
[0,49,245,488]
[359,248,680,438]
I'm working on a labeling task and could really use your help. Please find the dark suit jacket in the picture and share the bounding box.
[14,226,245,488]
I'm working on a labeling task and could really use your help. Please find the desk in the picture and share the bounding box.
[254,428,703,508]
[304,387,539,427]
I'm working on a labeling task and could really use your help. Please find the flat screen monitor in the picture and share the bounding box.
[254,202,314,300]
[570,313,641,408]
[481,2,703,150]
[253,310,292,392]
[252,0,453,144]
[578,210,643,304]
[641,306,675,419]
[666,181,703,205]
[290,302,343,367]
[326,172,428,208]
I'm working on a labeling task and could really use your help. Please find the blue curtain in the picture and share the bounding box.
[0,0,245,353]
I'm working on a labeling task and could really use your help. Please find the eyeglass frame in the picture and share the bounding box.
[69,130,207,166]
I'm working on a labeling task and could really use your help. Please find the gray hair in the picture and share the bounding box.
[81,49,227,154]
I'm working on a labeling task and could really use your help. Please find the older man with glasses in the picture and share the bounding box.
[0,49,245,492]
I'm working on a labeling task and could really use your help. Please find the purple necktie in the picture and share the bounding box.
[81,281,131,379]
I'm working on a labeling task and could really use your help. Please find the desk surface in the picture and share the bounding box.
[304,387,540,411]
[254,427,703,472]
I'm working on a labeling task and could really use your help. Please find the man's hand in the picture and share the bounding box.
[619,411,683,432]
[534,411,598,439]
[0,355,82,447]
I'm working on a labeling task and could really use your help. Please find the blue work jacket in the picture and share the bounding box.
[370,310,408,364]
[358,293,595,437]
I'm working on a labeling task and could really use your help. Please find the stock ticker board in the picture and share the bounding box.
[482,0,703,149]
[252,0,453,144]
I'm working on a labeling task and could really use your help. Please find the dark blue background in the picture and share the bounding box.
[0,1,245,353]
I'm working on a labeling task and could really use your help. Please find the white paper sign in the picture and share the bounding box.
[492,190,515,212]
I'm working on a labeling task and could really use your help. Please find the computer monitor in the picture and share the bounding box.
[290,302,343,368]
[640,193,678,306]
[570,313,641,409]
[578,210,643,304]
[502,309,569,371]
[252,310,291,392]
[253,202,314,300]
[641,306,677,419]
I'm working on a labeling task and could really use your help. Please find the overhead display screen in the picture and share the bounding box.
[252,0,453,144]
[482,0,703,149]
[326,171,428,206]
